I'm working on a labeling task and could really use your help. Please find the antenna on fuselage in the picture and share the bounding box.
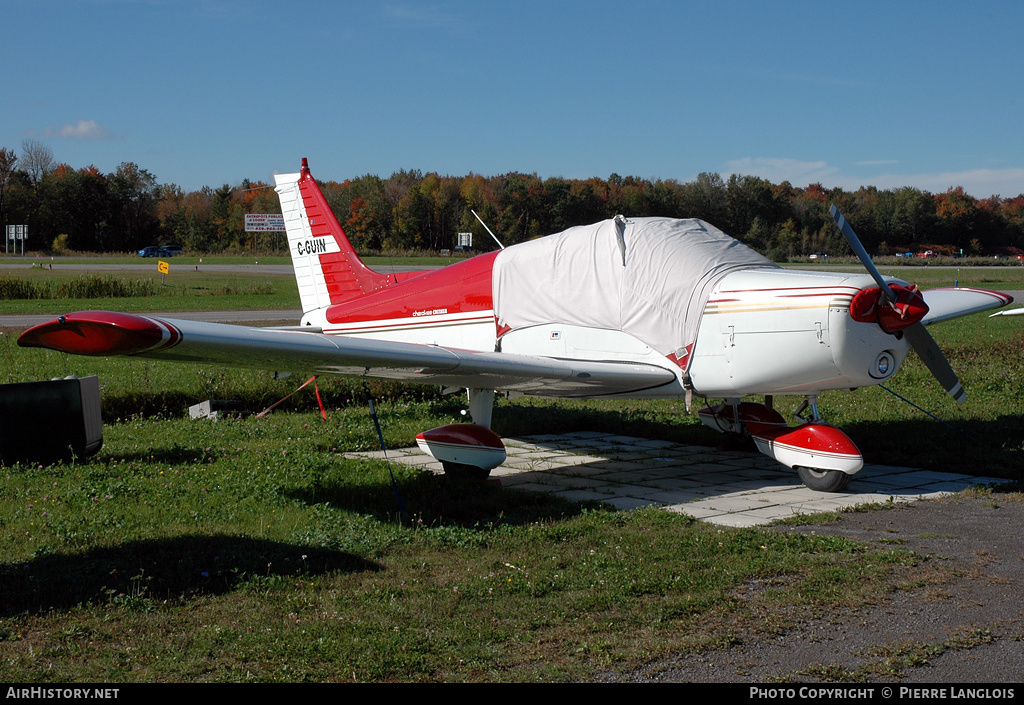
[471,210,505,250]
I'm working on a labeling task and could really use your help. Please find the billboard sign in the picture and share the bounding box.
[245,214,285,232]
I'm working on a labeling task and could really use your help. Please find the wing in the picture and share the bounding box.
[919,287,1014,325]
[17,311,679,398]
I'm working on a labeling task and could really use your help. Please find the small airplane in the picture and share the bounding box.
[18,159,1015,492]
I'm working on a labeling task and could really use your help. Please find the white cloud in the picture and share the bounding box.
[383,4,466,30]
[722,157,839,185]
[723,157,1024,198]
[861,168,1024,199]
[42,119,111,140]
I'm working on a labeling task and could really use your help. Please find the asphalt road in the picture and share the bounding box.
[0,258,292,275]
[615,493,1024,683]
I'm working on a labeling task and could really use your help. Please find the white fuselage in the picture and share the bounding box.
[304,266,908,402]
[686,268,910,397]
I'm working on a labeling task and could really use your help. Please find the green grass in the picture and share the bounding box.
[0,412,912,682]
[785,262,1024,292]
[0,251,469,268]
[0,277,1021,681]
[0,268,299,314]
[0,254,293,266]
[0,253,471,316]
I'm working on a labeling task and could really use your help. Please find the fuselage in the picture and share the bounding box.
[303,251,500,351]
[299,251,908,401]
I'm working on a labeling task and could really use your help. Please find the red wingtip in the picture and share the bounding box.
[18,311,178,356]
[300,157,310,179]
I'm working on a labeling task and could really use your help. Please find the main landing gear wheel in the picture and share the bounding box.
[797,466,852,492]
[441,461,491,481]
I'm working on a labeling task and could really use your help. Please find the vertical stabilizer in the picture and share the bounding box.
[275,159,391,316]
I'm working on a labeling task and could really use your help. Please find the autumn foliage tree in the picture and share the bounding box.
[1,142,1023,259]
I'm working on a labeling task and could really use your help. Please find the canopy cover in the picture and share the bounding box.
[492,217,777,363]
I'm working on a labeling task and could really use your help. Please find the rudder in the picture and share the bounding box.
[275,158,391,316]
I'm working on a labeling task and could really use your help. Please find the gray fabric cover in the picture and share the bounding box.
[492,217,777,362]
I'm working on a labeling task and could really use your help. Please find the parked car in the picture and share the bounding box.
[138,246,160,257]
[158,246,183,257]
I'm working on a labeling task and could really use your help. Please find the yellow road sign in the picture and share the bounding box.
[158,260,169,274]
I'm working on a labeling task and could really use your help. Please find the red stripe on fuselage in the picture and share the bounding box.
[325,250,499,326]
[324,314,496,335]
[708,285,863,302]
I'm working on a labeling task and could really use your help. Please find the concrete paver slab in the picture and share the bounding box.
[346,432,1003,527]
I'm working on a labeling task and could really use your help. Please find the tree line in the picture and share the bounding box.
[2,141,1023,260]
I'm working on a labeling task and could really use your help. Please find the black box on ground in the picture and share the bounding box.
[0,375,102,466]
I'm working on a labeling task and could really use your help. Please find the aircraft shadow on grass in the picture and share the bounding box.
[280,462,594,529]
[0,535,379,618]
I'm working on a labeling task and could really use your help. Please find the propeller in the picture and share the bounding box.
[829,204,966,403]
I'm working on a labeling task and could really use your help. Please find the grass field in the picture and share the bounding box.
[0,252,467,315]
[0,252,468,268]
[0,264,1022,682]
[0,267,299,315]
[789,261,1024,293]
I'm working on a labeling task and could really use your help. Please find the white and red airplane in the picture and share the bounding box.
[18,159,1015,491]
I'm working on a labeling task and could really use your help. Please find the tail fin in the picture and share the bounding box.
[275,158,391,314]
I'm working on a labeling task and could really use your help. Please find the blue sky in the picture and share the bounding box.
[3,0,1022,197]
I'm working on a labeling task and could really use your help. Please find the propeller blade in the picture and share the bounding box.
[829,204,895,304]
[903,322,966,403]
[829,204,965,404]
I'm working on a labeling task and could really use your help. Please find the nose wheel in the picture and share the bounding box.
[746,395,862,492]
[796,466,851,492]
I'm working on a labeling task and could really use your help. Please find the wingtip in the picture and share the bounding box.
[18,311,178,356]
